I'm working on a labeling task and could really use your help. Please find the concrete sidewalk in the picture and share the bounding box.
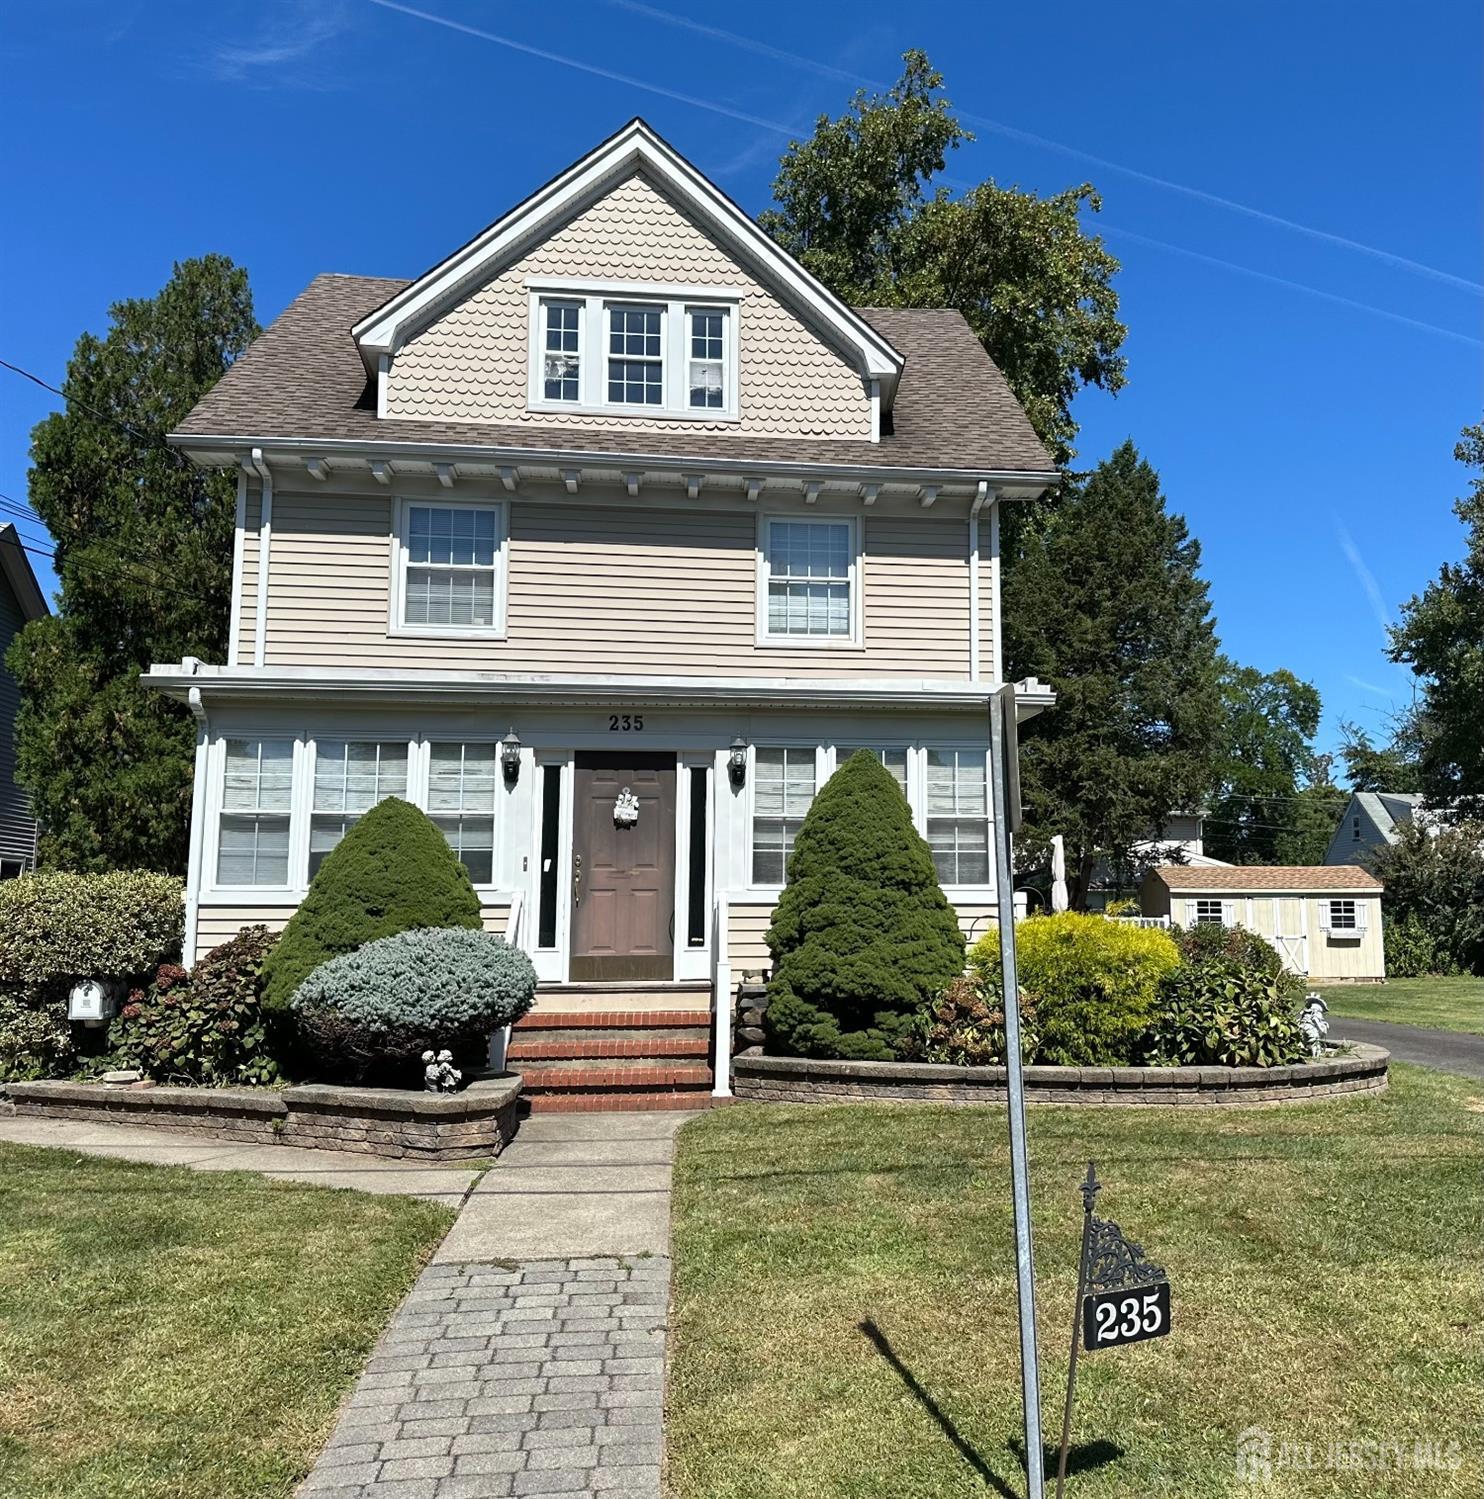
[0,1114,482,1205]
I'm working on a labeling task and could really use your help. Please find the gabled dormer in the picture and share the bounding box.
[350,120,904,442]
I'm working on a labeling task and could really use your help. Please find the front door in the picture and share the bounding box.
[570,753,677,981]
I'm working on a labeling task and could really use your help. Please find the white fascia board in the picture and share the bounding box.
[165,431,1061,494]
[141,661,1056,715]
[349,119,904,399]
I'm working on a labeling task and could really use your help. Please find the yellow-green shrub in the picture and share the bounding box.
[970,913,1179,1065]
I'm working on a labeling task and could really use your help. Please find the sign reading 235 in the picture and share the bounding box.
[1082,1282,1171,1350]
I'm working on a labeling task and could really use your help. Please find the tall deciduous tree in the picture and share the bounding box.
[1205,664,1336,864]
[1337,717,1427,793]
[6,256,258,873]
[1389,418,1484,812]
[760,51,1126,463]
[1003,442,1223,906]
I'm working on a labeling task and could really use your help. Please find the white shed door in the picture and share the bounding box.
[1270,896,1309,976]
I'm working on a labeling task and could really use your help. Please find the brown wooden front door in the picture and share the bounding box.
[570,753,677,981]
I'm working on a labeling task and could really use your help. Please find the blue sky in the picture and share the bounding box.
[3,0,1479,759]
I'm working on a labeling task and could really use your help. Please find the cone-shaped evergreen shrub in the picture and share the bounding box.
[764,751,965,1060]
[260,798,482,1014]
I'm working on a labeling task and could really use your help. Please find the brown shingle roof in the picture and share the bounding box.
[173,274,1054,475]
[1153,865,1382,893]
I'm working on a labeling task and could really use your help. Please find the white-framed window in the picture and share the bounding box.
[1193,898,1227,926]
[607,303,665,405]
[428,742,500,885]
[541,298,582,402]
[758,516,860,644]
[752,747,817,886]
[688,307,727,409]
[217,738,294,887]
[1322,898,1366,935]
[393,498,506,636]
[525,283,739,419]
[309,740,409,877]
[836,746,909,798]
[926,748,990,885]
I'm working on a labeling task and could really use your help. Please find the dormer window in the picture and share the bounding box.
[527,282,738,420]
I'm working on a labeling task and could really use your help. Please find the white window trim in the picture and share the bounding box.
[204,732,507,900]
[755,512,864,650]
[525,285,740,421]
[742,741,996,899]
[388,494,508,640]
[1320,897,1367,937]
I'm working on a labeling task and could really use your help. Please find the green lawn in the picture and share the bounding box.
[669,1066,1482,1498]
[1318,976,1484,1035]
[0,1143,453,1499]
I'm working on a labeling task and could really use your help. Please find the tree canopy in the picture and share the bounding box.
[5,256,258,873]
[760,51,1126,463]
[1003,442,1224,905]
[1389,418,1484,813]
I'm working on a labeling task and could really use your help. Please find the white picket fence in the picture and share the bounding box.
[1106,914,1172,930]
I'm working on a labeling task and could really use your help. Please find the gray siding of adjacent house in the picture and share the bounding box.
[0,571,37,866]
[1324,793,1405,869]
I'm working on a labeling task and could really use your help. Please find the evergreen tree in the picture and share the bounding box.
[5,256,258,872]
[765,752,965,1061]
[1389,419,1484,812]
[1003,442,1223,906]
[760,52,1126,463]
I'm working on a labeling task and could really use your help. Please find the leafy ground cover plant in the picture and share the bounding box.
[970,913,1179,1065]
[292,927,537,1085]
[107,926,281,1086]
[1144,960,1306,1067]
[261,798,482,1016]
[765,752,964,1061]
[898,973,1038,1066]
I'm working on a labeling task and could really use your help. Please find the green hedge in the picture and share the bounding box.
[970,913,1180,1066]
[261,799,482,1015]
[0,871,183,986]
[765,752,964,1061]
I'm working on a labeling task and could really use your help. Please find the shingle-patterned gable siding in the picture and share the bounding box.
[0,570,37,867]
[387,170,870,440]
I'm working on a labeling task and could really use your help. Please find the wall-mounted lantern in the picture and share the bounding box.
[727,736,749,790]
[501,728,522,785]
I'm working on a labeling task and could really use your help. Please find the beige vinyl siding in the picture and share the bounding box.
[237,488,261,667]
[1309,896,1385,981]
[191,900,512,966]
[727,900,997,974]
[260,493,974,678]
[385,171,869,440]
[978,516,996,679]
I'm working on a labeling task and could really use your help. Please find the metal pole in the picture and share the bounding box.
[989,687,1044,1499]
[1055,1162,1100,1499]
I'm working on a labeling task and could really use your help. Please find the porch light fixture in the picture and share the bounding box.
[501,728,522,785]
[727,736,748,789]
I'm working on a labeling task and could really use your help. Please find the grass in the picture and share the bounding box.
[668,1066,1483,1498]
[0,1143,453,1499]
[1318,975,1484,1035]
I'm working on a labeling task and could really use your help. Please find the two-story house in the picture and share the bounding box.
[0,522,48,878]
[145,121,1058,1106]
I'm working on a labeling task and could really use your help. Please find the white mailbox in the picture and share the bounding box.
[68,978,120,1024]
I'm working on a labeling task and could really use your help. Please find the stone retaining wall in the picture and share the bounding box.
[732,1044,1389,1107]
[1,1076,522,1160]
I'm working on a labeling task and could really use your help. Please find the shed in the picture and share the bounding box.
[1140,864,1385,982]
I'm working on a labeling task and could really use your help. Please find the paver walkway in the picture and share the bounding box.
[1327,1016,1484,1081]
[298,1109,695,1498]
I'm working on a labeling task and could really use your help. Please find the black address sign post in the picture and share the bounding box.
[1054,1162,1172,1498]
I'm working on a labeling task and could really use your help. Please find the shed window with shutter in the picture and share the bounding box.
[1192,898,1226,926]
[1322,898,1367,936]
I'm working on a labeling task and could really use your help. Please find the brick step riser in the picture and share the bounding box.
[519,1062,712,1088]
[508,1037,711,1061]
[525,1091,713,1113]
[515,1009,711,1032]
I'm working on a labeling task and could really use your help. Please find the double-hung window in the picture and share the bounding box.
[926,749,991,885]
[396,501,505,634]
[688,308,726,408]
[761,518,858,642]
[309,741,408,877]
[541,299,581,401]
[752,748,816,885]
[607,304,664,405]
[217,739,294,886]
[837,746,909,798]
[428,742,500,885]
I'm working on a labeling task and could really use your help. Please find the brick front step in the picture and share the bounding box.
[519,1063,712,1091]
[508,1034,709,1061]
[515,1009,711,1030]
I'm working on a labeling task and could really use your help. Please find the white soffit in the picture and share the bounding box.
[350,118,905,402]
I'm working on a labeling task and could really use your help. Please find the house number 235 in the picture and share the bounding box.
[608,714,644,731]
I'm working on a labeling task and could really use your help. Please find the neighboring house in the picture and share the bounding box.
[1140,864,1386,981]
[142,120,1059,1106]
[0,523,48,877]
[1323,791,1452,867]
[1084,810,1228,910]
